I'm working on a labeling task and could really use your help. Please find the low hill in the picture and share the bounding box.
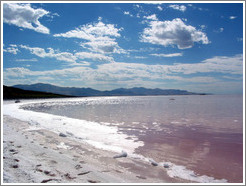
[3,85,73,100]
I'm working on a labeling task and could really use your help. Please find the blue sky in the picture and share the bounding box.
[2,2,244,94]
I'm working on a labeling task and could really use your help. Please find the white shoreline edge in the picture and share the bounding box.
[2,98,228,183]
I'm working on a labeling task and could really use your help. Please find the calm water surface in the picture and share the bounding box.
[24,95,243,182]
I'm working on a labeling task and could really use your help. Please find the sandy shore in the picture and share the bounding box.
[2,115,186,184]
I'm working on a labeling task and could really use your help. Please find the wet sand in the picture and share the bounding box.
[3,115,186,184]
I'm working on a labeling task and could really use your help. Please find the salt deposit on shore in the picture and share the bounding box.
[2,99,228,183]
[2,115,180,183]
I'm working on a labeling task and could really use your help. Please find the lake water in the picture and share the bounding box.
[21,95,243,183]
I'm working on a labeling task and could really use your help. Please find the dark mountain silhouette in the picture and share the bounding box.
[3,85,73,99]
[12,83,206,97]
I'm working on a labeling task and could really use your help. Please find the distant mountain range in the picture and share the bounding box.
[11,83,206,97]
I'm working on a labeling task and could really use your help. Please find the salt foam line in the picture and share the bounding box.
[3,99,228,183]
[164,162,227,183]
[129,154,227,183]
[3,100,144,154]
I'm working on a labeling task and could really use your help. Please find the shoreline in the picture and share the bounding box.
[2,115,182,183]
[2,97,235,183]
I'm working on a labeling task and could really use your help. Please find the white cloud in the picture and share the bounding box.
[20,45,77,63]
[19,45,115,63]
[3,44,19,54]
[143,14,158,21]
[16,58,38,62]
[54,21,121,40]
[3,3,50,34]
[46,12,60,19]
[80,38,126,54]
[141,18,209,49]
[229,16,237,20]
[54,20,125,54]
[123,11,133,17]
[4,67,33,78]
[199,25,206,31]
[4,54,243,93]
[151,53,183,57]
[214,27,224,33]
[4,54,242,85]
[169,5,187,12]
[134,56,147,59]
[75,52,115,63]
[171,54,243,75]
[128,47,160,53]
[157,6,163,11]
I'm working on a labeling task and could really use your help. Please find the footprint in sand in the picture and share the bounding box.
[75,164,83,170]
[50,160,57,164]
[41,178,59,183]
[114,170,123,173]
[101,170,110,173]
[77,171,91,176]
[88,179,100,183]
[64,173,76,180]
[36,168,43,173]
[136,175,147,179]
[44,170,56,177]
[9,149,18,155]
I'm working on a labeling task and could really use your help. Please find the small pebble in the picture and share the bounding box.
[12,165,19,168]
[59,133,67,137]
[164,164,169,168]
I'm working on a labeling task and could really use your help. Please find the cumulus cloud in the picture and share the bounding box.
[54,21,121,39]
[54,20,125,54]
[141,18,209,49]
[3,3,50,34]
[150,53,183,57]
[80,38,126,54]
[169,4,187,12]
[3,44,19,54]
[143,14,158,21]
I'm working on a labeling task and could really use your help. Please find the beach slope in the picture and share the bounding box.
[2,115,181,183]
